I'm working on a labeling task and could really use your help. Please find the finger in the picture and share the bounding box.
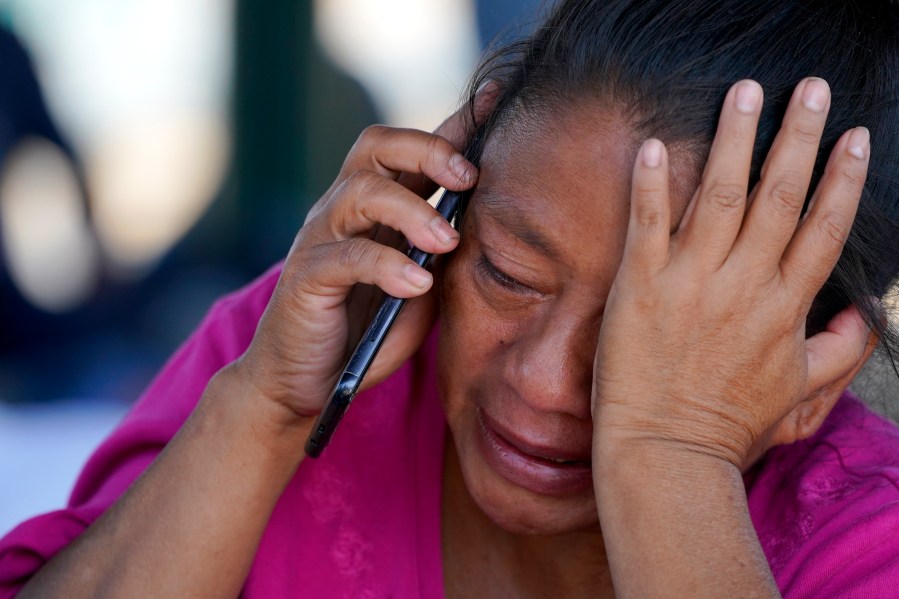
[678,80,762,266]
[341,125,478,193]
[436,80,500,150]
[804,303,872,398]
[315,170,460,253]
[733,78,830,266]
[781,127,868,296]
[298,237,435,300]
[398,80,500,197]
[622,139,671,275]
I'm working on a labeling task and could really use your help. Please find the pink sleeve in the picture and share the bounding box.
[0,264,281,598]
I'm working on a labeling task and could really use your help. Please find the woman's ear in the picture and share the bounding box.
[769,328,879,447]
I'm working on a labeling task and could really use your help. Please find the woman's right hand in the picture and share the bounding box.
[14,90,495,599]
[16,122,484,599]
[230,119,480,423]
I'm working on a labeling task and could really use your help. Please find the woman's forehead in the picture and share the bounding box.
[471,115,635,272]
[481,102,676,196]
[482,105,635,182]
[477,104,698,229]
[486,100,699,169]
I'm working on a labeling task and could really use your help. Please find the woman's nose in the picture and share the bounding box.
[504,309,598,420]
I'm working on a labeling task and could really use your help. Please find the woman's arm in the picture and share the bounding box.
[597,444,778,596]
[593,78,872,597]
[18,368,311,598]
[14,92,492,597]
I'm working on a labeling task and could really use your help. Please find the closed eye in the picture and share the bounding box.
[476,253,531,293]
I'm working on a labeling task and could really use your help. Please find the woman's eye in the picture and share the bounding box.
[476,254,531,293]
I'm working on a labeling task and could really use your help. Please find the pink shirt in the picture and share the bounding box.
[1,264,898,597]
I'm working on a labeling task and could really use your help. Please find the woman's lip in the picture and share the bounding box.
[475,408,593,497]
[480,409,592,462]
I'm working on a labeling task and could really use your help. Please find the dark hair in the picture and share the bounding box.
[463,0,899,365]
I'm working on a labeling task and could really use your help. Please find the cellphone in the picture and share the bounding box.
[304,188,466,457]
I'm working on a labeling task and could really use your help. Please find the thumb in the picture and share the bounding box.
[804,303,873,398]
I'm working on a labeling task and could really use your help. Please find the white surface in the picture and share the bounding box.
[0,399,129,536]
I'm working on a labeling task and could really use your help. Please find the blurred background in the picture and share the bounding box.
[0,0,544,533]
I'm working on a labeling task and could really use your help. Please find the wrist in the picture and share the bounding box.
[593,395,755,468]
[594,428,744,489]
[202,362,316,457]
[593,425,777,596]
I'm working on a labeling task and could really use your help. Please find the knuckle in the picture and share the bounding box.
[347,125,389,159]
[338,238,377,268]
[291,243,330,287]
[703,181,745,211]
[817,210,851,245]
[838,164,867,190]
[637,212,665,229]
[337,238,360,267]
[304,199,327,225]
[633,182,662,197]
[768,179,806,213]
[634,202,666,228]
[330,171,376,233]
[788,121,822,146]
[330,174,353,202]
[360,124,390,142]
[344,169,381,198]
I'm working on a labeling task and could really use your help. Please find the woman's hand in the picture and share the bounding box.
[231,116,485,423]
[593,77,874,598]
[227,84,498,426]
[15,94,498,599]
[593,77,872,466]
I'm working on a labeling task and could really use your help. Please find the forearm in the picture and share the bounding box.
[595,437,780,598]
[18,364,312,599]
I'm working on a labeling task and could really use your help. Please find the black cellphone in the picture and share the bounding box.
[304,188,466,457]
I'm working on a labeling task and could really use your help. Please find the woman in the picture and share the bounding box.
[2,0,898,596]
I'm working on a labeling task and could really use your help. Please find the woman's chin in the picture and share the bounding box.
[470,479,599,535]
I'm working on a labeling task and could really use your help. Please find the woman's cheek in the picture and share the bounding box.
[441,249,522,343]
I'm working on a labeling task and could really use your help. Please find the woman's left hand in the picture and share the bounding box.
[593,77,873,467]
[592,77,876,598]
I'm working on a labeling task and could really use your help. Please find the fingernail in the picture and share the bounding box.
[801,78,829,112]
[642,139,662,168]
[403,264,432,289]
[449,153,473,182]
[429,215,459,245]
[847,127,869,160]
[473,80,499,122]
[476,78,498,96]
[734,81,761,114]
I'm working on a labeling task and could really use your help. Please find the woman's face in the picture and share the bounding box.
[438,105,696,534]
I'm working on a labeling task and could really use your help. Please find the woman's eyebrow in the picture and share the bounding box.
[476,188,560,259]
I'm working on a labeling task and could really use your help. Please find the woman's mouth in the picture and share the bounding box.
[474,407,593,496]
